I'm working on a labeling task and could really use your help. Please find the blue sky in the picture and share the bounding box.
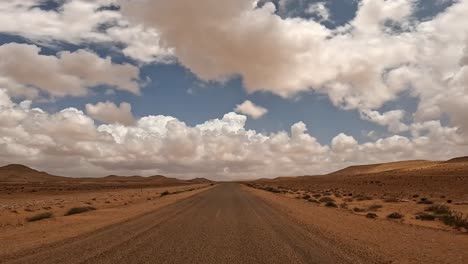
[0,0,467,179]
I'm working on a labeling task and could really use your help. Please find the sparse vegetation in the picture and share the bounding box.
[353,207,366,213]
[355,194,373,201]
[26,212,53,222]
[415,213,436,221]
[387,212,404,219]
[417,198,434,204]
[368,204,383,211]
[65,206,96,216]
[325,201,338,208]
[425,204,450,215]
[383,197,400,203]
[318,197,335,203]
[308,198,319,203]
[442,211,468,229]
[312,194,321,198]
[302,194,311,200]
[160,191,171,197]
[366,213,378,219]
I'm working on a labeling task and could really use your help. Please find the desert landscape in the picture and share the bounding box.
[2,0,468,263]
[1,157,467,263]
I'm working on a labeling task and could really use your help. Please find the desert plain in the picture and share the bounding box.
[0,157,467,263]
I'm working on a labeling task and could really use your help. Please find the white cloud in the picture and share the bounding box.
[0,43,140,98]
[117,0,468,137]
[234,100,268,119]
[0,0,172,63]
[86,101,135,125]
[360,109,408,133]
[306,2,330,22]
[1,89,467,180]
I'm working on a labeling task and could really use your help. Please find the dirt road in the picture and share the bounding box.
[4,183,369,264]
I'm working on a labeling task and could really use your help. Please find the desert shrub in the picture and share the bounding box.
[355,194,373,201]
[425,204,450,215]
[334,193,342,198]
[26,212,53,222]
[417,198,434,205]
[308,199,319,203]
[264,187,281,193]
[383,197,400,203]
[442,211,468,229]
[302,194,311,200]
[319,197,335,203]
[322,192,332,196]
[160,191,171,196]
[65,206,96,216]
[368,204,383,211]
[387,212,404,219]
[353,207,366,213]
[415,213,436,221]
[366,213,378,219]
[340,203,349,209]
[325,202,338,208]
[312,194,321,198]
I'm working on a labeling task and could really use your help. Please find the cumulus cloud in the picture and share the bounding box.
[86,101,135,125]
[0,43,141,98]
[234,100,268,119]
[306,2,330,22]
[117,0,468,137]
[0,0,172,62]
[360,109,408,133]
[0,89,466,180]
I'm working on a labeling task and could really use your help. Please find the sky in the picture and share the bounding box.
[0,0,467,180]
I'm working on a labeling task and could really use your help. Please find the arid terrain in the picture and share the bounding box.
[0,158,467,263]
[248,157,468,232]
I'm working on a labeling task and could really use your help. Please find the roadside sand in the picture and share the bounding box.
[0,184,213,258]
[246,185,468,264]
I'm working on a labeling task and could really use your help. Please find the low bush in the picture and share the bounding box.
[353,207,366,213]
[325,202,338,208]
[302,194,311,200]
[366,213,378,219]
[65,206,96,216]
[368,204,383,211]
[442,211,468,229]
[308,198,319,203]
[312,194,321,198]
[318,197,335,203]
[383,197,400,203]
[26,212,53,222]
[417,198,434,205]
[415,213,436,221]
[355,194,373,201]
[387,212,404,219]
[160,191,171,197]
[425,204,450,215]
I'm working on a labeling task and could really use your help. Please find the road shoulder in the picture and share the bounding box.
[243,185,468,264]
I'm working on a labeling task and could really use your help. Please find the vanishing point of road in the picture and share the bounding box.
[6,183,354,264]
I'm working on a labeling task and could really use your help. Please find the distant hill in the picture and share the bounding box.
[0,164,68,183]
[0,164,192,185]
[443,156,468,163]
[188,178,213,184]
[328,160,439,176]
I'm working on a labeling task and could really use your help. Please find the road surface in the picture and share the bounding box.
[6,183,358,264]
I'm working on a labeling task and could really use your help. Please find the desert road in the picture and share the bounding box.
[5,183,361,264]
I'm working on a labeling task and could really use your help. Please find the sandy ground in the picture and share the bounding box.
[0,183,213,258]
[246,185,468,264]
[248,160,468,232]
